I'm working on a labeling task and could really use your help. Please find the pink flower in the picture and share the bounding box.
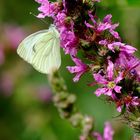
[117,96,139,112]
[93,122,114,140]
[116,53,140,72]
[85,14,120,39]
[99,39,108,46]
[60,27,79,56]
[94,60,123,97]
[108,42,137,54]
[99,40,137,54]
[4,25,26,49]
[102,14,120,39]
[54,11,67,28]
[36,0,59,18]
[67,57,88,82]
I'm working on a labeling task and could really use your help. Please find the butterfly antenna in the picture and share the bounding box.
[29,12,48,25]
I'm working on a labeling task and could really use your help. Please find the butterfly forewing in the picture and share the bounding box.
[17,25,61,74]
[17,30,48,64]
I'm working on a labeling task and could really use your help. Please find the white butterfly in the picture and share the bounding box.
[17,25,61,74]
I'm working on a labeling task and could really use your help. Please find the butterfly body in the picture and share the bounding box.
[17,25,61,74]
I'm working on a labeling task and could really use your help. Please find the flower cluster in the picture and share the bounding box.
[36,0,140,116]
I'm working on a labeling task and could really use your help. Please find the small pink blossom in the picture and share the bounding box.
[116,53,140,72]
[108,42,137,54]
[4,25,26,49]
[99,39,108,46]
[117,106,122,113]
[36,0,59,18]
[67,57,88,82]
[60,27,79,56]
[85,14,120,39]
[94,60,123,97]
[54,11,67,28]
[117,96,139,112]
[93,122,114,140]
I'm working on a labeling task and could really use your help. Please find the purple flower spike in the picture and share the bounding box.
[67,57,88,82]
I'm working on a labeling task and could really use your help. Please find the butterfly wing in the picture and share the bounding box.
[32,27,61,74]
[17,26,61,74]
[17,30,49,64]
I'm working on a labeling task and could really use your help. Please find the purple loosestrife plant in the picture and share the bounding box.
[35,0,140,138]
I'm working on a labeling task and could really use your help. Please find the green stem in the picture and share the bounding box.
[48,71,94,140]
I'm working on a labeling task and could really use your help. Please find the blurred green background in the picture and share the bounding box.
[0,0,140,140]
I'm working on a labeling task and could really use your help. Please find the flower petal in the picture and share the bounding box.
[94,73,108,85]
[67,66,81,73]
[103,14,112,23]
[99,39,108,46]
[115,72,123,83]
[105,89,112,96]
[73,71,83,82]
[85,21,94,28]
[94,88,108,96]
[107,60,114,81]
[109,29,120,39]
[103,122,114,140]
[117,106,122,112]
[114,86,121,93]
[121,45,137,54]
[93,132,103,140]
